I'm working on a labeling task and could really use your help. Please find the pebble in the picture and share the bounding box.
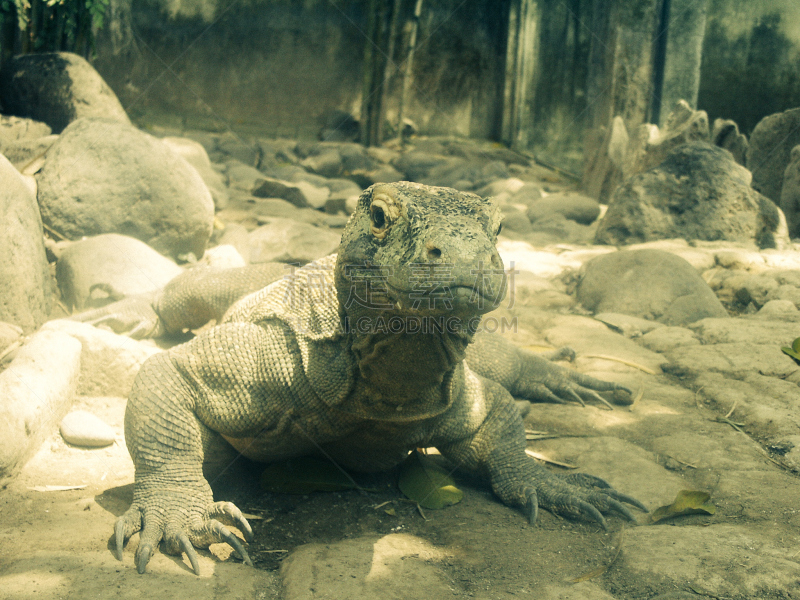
[59,410,116,448]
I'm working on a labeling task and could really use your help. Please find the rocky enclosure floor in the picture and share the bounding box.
[2,132,800,600]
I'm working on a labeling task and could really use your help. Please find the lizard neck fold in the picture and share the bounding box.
[348,320,472,408]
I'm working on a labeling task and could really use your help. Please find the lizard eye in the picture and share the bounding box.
[371,205,386,229]
[370,195,393,239]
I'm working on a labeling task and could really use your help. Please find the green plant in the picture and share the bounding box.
[782,337,800,365]
[0,0,108,59]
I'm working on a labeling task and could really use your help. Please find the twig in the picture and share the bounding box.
[628,384,645,411]
[724,401,737,419]
[667,455,697,469]
[42,222,69,241]
[570,526,625,582]
[525,449,577,469]
[582,354,657,375]
[712,416,745,433]
[0,340,21,363]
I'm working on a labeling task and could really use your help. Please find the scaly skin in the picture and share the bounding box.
[108,182,646,575]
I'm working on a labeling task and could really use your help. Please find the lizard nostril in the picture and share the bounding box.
[427,247,442,259]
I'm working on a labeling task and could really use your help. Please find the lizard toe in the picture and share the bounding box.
[114,505,143,561]
[188,520,253,566]
[207,501,254,542]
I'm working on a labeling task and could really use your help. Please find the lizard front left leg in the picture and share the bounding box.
[466,330,631,408]
[435,374,646,528]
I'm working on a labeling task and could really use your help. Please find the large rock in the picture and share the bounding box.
[0,52,130,134]
[0,153,52,332]
[251,175,331,210]
[746,107,800,203]
[55,234,183,310]
[526,192,601,225]
[581,117,628,203]
[576,249,728,326]
[583,101,709,203]
[621,100,710,179]
[161,137,229,210]
[41,319,160,397]
[36,118,215,259]
[247,218,340,264]
[780,145,800,238]
[0,134,59,171]
[0,330,81,484]
[711,118,747,166]
[0,115,52,151]
[596,143,786,249]
[747,108,800,202]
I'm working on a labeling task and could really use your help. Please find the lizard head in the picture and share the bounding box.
[334,181,506,331]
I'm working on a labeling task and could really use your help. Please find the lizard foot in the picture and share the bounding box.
[71,294,163,339]
[522,470,647,530]
[114,490,253,575]
[518,351,632,409]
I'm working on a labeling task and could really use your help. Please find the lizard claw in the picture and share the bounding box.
[112,487,253,574]
[518,466,647,530]
[136,542,153,574]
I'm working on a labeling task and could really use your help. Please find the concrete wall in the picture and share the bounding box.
[697,0,800,134]
[93,0,508,139]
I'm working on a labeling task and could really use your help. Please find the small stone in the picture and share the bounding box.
[60,410,116,448]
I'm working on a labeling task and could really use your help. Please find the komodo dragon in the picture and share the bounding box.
[81,181,645,574]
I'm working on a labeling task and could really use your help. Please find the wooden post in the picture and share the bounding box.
[655,0,708,123]
[501,0,539,150]
[397,0,423,144]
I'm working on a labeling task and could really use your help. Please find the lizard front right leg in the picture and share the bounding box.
[435,372,646,529]
[115,321,296,574]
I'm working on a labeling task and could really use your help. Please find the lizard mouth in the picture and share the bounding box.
[383,282,505,316]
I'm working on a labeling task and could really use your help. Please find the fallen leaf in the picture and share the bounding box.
[650,490,715,523]
[398,451,463,510]
[781,337,800,364]
[260,456,357,494]
[384,507,397,516]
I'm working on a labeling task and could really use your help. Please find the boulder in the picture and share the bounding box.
[581,116,628,203]
[526,192,601,225]
[300,149,344,178]
[251,176,329,209]
[55,234,183,310]
[41,319,161,397]
[226,160,268,191]
[711,118,748,166]
[36,118,215,259]
[0,153,52,332]
[780,145,800,238]
[216,133,259,166]
[0,134,59,171]
[161,137,229,210]
[576,249,728,326]
[392,151,450,181]
[318,109,359,142]
[59,410,116,448]
[0,52,129,133]
[0,330,81,483]
[622,100,709,179]
[0,115,52,150]
[0,321,22,357]
[746,107,800,203]
[596,143,786,249]
[247,219,341,264]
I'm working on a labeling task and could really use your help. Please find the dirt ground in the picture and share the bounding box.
[2,319,800,600]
